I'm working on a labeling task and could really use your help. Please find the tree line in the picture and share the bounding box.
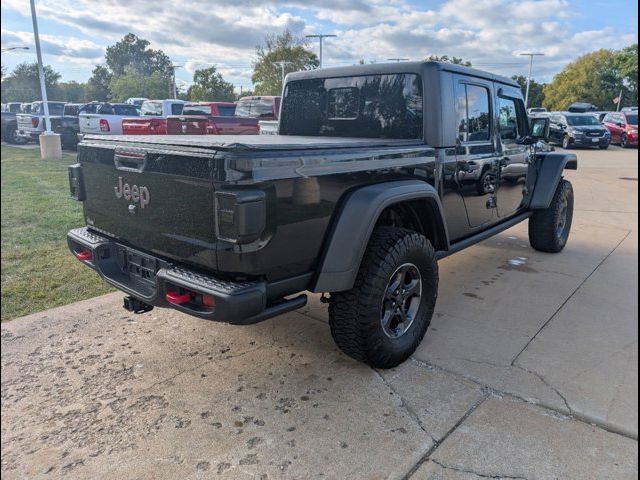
[1,31,637,111]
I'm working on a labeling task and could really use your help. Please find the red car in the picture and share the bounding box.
[602,111,638,148]
[166,102,259,135]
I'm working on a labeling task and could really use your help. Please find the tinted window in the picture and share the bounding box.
[113,105,140,116]
[280,74,423,139]
[64,105,80,116]
[183,105,212,115]
[236,98,275,118]
[8,103,22,113]
[218,105,236,116]
[141,101,163,116]
[627,114,638,126]
[566,115,600,126]
[456,83,491,142]
[498,97,521,140]
[171,103,184,115]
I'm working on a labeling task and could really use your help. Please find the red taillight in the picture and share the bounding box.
[206,119,219,135]
[202,295,216,308]
[75,249,93,261]
[32,117,39,128]
[100,119,110,132]
[165,291,193,305]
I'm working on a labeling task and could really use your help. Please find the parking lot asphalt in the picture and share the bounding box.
[1,145,638,479]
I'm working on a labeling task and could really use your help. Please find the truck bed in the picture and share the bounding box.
[81,134,423,152]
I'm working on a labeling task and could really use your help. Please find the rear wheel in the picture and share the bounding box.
[529,179,574,253]
[328,227,438,369]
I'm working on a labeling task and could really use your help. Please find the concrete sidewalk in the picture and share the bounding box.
[1,147,637,479]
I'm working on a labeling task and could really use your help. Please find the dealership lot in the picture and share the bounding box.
[1,146,637,479]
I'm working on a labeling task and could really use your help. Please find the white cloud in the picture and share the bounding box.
[1,0,638,85]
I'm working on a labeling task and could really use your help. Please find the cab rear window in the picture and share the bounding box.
[280,73,423,139]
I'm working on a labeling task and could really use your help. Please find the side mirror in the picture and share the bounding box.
[617,122,625,127]
[529,117,550,141]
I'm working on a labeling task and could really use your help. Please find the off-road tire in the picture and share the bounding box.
[529,179,574,253]
[328,227,438,368]
[562,135,572,149]
[476,169,496,195]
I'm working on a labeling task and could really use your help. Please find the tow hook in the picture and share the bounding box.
[123,296,154,314]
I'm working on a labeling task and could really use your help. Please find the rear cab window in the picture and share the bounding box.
[113,104,139,116]
[141,102,163,116]
[183,105,213,116]
[235,98,275,118]
[279,73,423,139]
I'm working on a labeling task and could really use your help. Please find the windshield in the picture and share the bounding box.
[183,105,211,116]
[235,98,274,118]
[114,105,140,116]
[626,114,638,126]
[31,103,65,115]
[140,101,163,116]
[566,115,601,126]
[8,104,21,113]
[280,73,423,139]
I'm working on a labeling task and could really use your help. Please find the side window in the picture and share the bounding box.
[498,97,520,140]
[171,103,184,115]
[455,83,491,142]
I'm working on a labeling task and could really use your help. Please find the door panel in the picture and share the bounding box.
[452,77,499,229]
[495,92,529,217]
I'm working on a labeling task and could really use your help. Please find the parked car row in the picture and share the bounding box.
[1,96,282,148]
[528,107,637,149]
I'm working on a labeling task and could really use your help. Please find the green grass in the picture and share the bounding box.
[1,145,113,321]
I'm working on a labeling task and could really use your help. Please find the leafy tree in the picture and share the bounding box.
[615,43,638,104]
[543,49,627,111]
[237,89,254,100]
[426,55,472,67]
[0,62,61,102]
[511,75,546,108]
[86,65,112,102]
[56,81,87,103]
[187,66,235,101]
[105,33,172,78]
[252,30,319,96]
[109,66,170,101]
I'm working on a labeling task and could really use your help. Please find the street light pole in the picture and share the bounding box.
[306,34,337,69]
[274,61,293,87]
[519,53,544,108]
[29,0,52,134]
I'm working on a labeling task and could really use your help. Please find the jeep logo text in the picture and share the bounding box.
[114,176,150,209]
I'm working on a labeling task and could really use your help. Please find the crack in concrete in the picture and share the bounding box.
[371,369,438,444]
[401,394,490,480]
[510,229,632,367]
[410,357,639,441]
[513,364,573,416]
[430,459,530,480]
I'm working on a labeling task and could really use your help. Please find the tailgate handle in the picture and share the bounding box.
[114,151,147,172]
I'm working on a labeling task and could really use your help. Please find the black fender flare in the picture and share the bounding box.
[528,152,577,210]
[310,180,448,293]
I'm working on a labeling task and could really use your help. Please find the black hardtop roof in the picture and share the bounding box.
[286,61,519,88]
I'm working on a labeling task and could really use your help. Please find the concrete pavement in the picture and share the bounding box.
[1,145,638,479]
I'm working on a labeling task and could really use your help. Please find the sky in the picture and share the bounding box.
[1,0,637,93]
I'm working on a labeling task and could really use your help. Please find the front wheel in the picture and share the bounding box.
[4,125,27,145]
[328,227,438,368]
[562,135,572,149]
[621,134,629,148]
[529,179,574,253]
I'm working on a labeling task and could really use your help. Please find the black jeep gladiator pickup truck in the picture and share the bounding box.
[67,61,576,368]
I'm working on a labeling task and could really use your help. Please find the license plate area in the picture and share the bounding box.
[116,246,158,284]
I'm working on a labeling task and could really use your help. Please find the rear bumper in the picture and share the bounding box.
[67,227,307,324]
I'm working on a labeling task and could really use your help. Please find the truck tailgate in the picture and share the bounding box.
[79,114,104,135]
[79,144,218,270]
[166,115,208,134]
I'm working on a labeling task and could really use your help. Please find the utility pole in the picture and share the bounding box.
[387,58,409,62]
[29,0,61,159]
[170,64,182,99]
[274,61,293,87]
[616,88,624,112]
[519,53,544,108]
[306,34,337,68]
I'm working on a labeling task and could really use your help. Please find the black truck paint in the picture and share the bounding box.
[68,61,577,368]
